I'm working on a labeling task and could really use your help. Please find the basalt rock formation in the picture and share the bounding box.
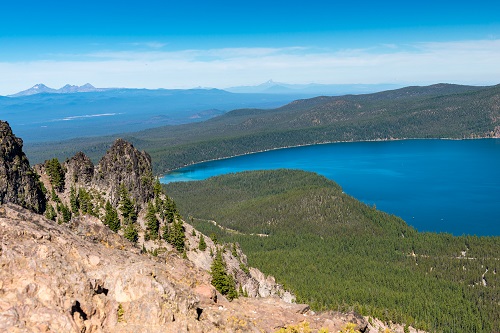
[65,152,94,186]
[36,138,154,209]
[0,121,45,213]
[65,139,153,207]
[93,139,154,206]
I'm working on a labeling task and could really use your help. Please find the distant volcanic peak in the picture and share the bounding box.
[8,83,58,97]
[58,83,99,93]
[9,83,100,97]
[33,83,50,90]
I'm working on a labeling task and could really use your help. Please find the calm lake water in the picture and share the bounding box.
[161,139,500,236]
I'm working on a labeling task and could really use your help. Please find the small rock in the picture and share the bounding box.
[88,255,100,266]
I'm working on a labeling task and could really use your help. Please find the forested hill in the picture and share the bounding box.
[164,169,500,333]
[25,83,500,173]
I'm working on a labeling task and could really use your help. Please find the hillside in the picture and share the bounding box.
[145,83,499,173]
[2,120,408,333]
[164,169,500,333]
[23,83,499,173]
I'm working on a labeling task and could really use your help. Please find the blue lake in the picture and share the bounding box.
[161,139,500,236]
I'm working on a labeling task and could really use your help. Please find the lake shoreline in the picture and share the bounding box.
[160,136,498,177]
[161,138,500,236]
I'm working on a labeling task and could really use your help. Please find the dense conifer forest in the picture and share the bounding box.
[164,170,500,333]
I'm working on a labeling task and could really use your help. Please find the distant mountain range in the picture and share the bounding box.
[225,80,402,95]
[1,86,306,143]
[8,83,105,97]
[7,80,403,98]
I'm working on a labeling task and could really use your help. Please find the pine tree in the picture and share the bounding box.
[167,220,185,252]
[163,197,177,223]
[199,234,207,251]
[155,195,163,216]
[153,178,163,197]
[210,232,218,245]
[78,188,94,216]
[44,204,57,221]
[70,186,79,215]
[145,202,159,240]
[104,200,120,232]
[119,184,136,223]
[45,158,65,192]
[210,250,237,300]
[58,203,72,223]
[162,225,170,241]
[123,223,138,243]
[50,188,61,203]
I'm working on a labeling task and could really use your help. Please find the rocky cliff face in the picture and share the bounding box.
[94,139,154,206]
[0,203,377,333]
[35,138,154,209]
[0,121,45,213]
[65,151,94,186]
[183,222,295,302]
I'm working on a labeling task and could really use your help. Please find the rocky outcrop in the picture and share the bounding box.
[0,203,204,332]
[0,203,381,333]
[183,223,295,301]
[94,139,154,206]
[0,121,45,213]
[36,138,154,208]
[65,151,94,186]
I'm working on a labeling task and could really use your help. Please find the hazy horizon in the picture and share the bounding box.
[1,0,500,95]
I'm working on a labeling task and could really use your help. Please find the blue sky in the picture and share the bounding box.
[1,0,500,95]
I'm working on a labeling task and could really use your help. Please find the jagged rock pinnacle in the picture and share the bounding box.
[0,120,46,213]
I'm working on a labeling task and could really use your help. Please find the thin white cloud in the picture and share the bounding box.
[55,113,121,122]
[124,42,167,49]
[87,46,308,61]
[1,39,499,95]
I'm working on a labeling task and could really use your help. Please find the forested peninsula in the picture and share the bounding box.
[164,169,500,333]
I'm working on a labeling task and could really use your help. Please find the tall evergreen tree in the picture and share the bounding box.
[70,186,79,215]
[104,200,120,232]
[199,234,207,251]
[45,158,65,192]
[119,184,136,223]
[167,220,185,252]
[210,250,237,300]
[163,196,177,223]
[123,223,138,243]
[57,203,72,223]
[153,178,163,197]
[44,204,57,221]
[145,202,159,240]
[50,188,61,203]
[78,188,94,215]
